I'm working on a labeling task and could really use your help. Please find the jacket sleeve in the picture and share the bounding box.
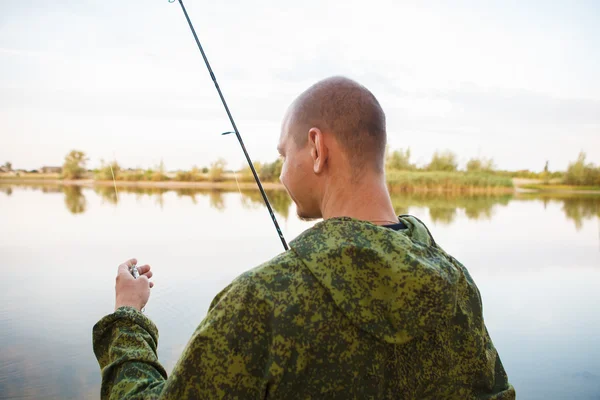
[93,277,274,400]
[93,306,168,400]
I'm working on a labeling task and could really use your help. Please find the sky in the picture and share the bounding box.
[1,0,599,172]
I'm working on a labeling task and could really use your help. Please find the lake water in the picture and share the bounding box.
[1,183,599,399]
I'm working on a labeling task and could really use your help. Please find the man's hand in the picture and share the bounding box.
[115,258,154,312]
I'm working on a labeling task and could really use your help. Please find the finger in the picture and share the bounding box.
[149,282,155,288]
[137,264,151,274]
[142,270,153,279]
[118,258,138,272]
[126,258,137,267]
[117,265,133,279]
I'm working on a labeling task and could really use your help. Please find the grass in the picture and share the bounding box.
[521,183,600,192]
[17,171,600,194]
[386,171,514,193]
[0,173,61,180]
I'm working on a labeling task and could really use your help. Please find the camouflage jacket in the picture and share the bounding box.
[93,216,515,399]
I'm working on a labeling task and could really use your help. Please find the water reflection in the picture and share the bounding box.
[1,183,599,230]
[1,183,599,400]
[64,186,87,214]
[519,193,600,230]
[240,190,292,219]
[0,185,12,196]
[93,185,118,205]
[390,192,512,224]
[209,190,225,211]
[175,188,200,204]
[562,197,600,230]
[91,185,291,217]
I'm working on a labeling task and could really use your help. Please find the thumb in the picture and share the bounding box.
[118,258,137,275]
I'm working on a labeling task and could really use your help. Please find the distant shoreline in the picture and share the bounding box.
[0,178,286,191]
[1,176,599,194]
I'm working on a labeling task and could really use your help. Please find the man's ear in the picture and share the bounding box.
[308,127,328,174]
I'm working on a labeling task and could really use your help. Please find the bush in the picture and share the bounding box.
[122,172,145,181]
[95,160,121,181]
[564,152,600,186]
[209,159,227,182]
[426,151,458,172]
[175,167,205,182]
[144,161,169,182]
[386,148,415,171]
[239,162,262,183]
[386,170,513,192]
[259,158,282,182]
[466,157,494,173]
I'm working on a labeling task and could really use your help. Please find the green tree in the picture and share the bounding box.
[426,150,458,172]
[175,166,204,182]
[209,158,227,182]
[386,148,415,171]
[239,162,262,183]
[96,160,121,181]
[540,160,550,184]
[259,158,283,182]
[3,162,12,172]
[466,157,495,173]
[148,160,169,181]
[564,152,600,186]
[62,150,88,179]
[565,152,587,185]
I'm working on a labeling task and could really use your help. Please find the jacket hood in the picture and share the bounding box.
[289,216,461,344]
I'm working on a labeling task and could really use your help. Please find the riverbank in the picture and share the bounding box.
[386,171,514,194]
[0,176,512,193]
[0,177,285,190]
[519,183,600,194]
[3,173,599,194]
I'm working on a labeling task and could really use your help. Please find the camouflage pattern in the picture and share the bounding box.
[93,216,515,399]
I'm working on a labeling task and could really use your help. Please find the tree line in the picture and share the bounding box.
[2,148,598,187]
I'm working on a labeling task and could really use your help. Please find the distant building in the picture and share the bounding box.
[0,166,8,173]
[40,166,62,174]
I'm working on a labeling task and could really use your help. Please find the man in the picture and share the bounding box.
[93,77,515,399]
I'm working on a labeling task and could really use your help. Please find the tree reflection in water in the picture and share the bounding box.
[562,197,600,230]
[63,186,87,214]
[209,190,225,212]
[0,185,13,196]
[518,193,600,231]
[94,185,118,205]
[91,186,290,217]
[239,190,292,219]
[2,184,598,231]
[390,192,513,224]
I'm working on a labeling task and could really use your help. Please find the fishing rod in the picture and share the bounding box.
[169,0,289,251]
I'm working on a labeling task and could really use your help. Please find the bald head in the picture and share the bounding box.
[288,76,387,173]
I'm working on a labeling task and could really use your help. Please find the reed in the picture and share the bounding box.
[386,171,514,193]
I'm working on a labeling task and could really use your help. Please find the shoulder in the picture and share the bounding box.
[208,250,305,311]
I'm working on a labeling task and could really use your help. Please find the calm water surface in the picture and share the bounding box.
[1,184,599,399]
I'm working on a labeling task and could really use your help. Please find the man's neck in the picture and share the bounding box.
[320,173,398,225]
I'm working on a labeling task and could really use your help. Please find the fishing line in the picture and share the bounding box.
[231,165,244,201]
[109,163,119,203]
[170,0,289,250]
